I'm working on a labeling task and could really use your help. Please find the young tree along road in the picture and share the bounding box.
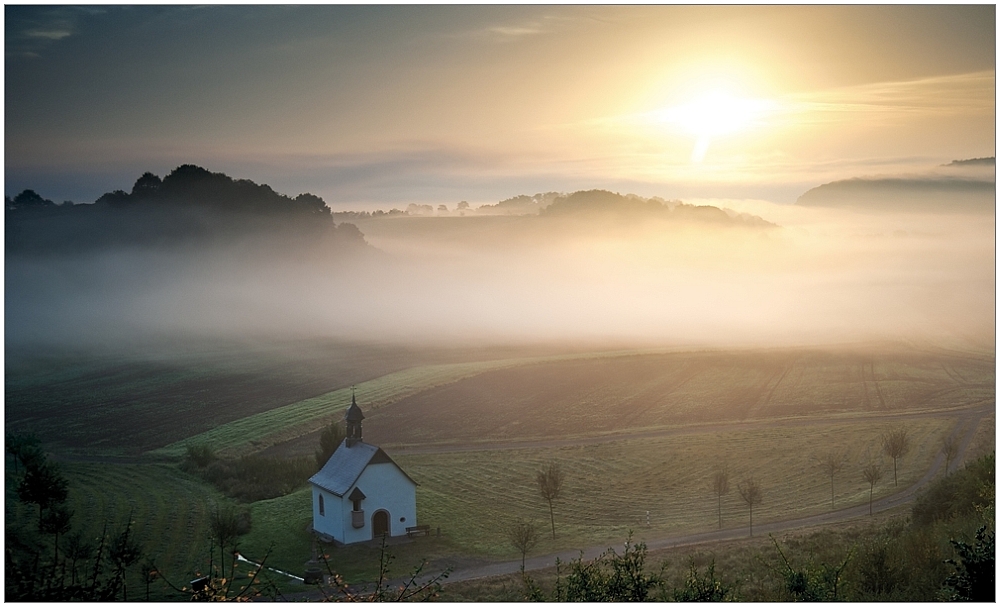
[506,519,539,570]
[818,450,846,510]
[737,477,762,537]
[710,466,730,530]
[881,427,910,486]
[862,461,883,516]
[536,462,564,540]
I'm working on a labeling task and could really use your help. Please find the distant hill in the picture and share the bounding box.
[796,160,995,213]
[6,165,368,255]
[541,190,775,228]
[945,157,995,167]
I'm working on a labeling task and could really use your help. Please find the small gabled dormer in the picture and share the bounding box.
[348,486,366,528]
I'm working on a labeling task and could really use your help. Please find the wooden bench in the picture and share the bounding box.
[406,525,431,538]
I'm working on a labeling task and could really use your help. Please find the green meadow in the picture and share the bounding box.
[5,344,994,597]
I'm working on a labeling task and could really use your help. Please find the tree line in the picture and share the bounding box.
[6,165,370,256]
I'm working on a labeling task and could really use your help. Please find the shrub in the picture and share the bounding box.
[523,535,667,601]
[943,525,995,601]
[852,536,906,600]
[197,455,315,502]
[912,453,994,527]
[184,444,216,468]
[673,560,734,602]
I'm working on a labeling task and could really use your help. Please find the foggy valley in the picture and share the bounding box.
[6,163,995,351]
[4,5,994,602]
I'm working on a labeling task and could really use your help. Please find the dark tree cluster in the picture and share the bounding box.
[182,444,315,503]
[5,189,57,210]
[6,165,369,256]
[315,419,346,469]
[94,164,330,218]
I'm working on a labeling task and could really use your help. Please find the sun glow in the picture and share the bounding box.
[651,90,777,163]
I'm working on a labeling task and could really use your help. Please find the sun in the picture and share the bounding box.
[650,88,776,163]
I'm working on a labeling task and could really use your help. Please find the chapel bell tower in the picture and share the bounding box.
[345,389,364,447]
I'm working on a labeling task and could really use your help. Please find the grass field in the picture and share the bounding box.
[152,348,691,458]
[364,347,992,447]
[16,414,957,592]
[398,417,954,558]
[152,358,543,459]
[5,459,233,600]
[5,339,463,455]
[6,342,993,598]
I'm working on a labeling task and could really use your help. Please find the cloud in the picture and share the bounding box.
[5,6,81,57]
[23,29,72,40]
[458,11,584,42]
[779,71,994,125]
[486,24,545,38]
[459,21,548,42]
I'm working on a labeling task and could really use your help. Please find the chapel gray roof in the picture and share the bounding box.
[309,439,417,496]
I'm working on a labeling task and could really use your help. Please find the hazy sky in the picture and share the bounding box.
[5,5,995,207]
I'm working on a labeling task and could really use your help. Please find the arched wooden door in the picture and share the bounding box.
[372,510,390,538]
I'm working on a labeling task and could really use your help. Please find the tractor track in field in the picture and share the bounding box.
[942,363,970,385]
[869,360,888,410]
[859,362,872,410]
[618,361,703,427]
[742,364,790,420]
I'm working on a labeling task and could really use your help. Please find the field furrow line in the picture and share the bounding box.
[743,363,791,420]
[941,363,970,385]
[859,362,871,410]
[870,361,888,410]
[619,362,702,427]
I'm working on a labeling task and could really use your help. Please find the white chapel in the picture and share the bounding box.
[308,394,418,544]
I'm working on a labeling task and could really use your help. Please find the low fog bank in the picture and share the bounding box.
[6,190,994,355]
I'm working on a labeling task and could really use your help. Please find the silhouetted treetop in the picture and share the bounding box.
[131,172,162,196]
[7,189,56,211]
[6,165,370,256]
[95,164,331,219]
[542,190,665,216]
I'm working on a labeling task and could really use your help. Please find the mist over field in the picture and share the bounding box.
[4,7,995,601]
[6,179,993,352]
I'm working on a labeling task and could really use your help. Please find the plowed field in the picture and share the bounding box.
[364,347,993,447]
